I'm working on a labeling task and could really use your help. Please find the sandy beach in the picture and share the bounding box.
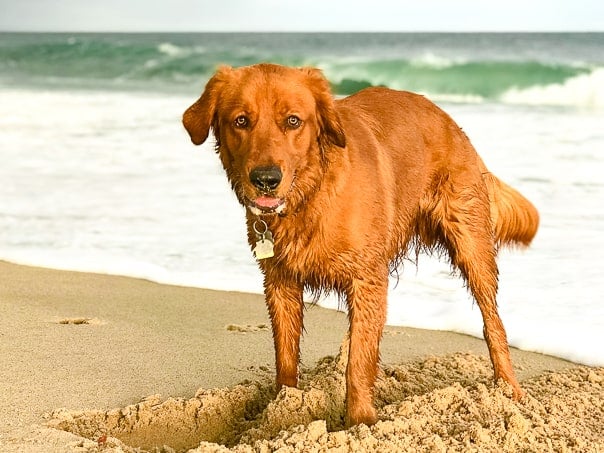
[1,260,602,452]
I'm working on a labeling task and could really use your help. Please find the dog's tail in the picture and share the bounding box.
[478,157,540,248]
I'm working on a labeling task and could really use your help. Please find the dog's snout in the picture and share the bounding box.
[250,166,282,192]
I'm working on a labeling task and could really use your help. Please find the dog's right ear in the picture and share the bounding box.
[183,66,233,145]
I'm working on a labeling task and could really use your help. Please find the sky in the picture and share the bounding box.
[0,0,602,32]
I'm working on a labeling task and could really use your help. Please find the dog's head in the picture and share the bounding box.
[183,63,346,216]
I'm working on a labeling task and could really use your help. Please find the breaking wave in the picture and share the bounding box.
[1,33,603,108]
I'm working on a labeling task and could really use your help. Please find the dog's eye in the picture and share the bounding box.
[286,115,302,129]
[234,115,249,128]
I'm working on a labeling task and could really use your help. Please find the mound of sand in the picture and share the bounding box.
[47,345,603,453]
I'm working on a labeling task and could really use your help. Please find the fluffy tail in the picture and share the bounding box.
[478,157,540,248]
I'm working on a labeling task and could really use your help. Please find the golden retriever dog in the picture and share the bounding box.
[183,63,539,427]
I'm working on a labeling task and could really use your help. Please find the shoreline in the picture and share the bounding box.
[1,260,601,452]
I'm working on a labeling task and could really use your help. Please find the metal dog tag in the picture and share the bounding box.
[253,237,274,260]
[252,219,275,260]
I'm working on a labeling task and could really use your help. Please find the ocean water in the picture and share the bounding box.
[1,33,603,367]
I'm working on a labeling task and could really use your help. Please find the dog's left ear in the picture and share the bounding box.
[183,65,233,145]
[301,68,346,149]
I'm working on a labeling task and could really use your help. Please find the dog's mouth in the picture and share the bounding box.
[247,196,286,216]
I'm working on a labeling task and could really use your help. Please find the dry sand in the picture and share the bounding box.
[1,260,602,452]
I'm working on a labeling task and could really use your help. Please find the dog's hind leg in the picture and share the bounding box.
[435,183,525,400]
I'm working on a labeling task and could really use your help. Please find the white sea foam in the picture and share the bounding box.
[157,42,188,57]
[410,52,461,69]
[501,67,604,109]
[1,87,603,367]
[425,93,486,104]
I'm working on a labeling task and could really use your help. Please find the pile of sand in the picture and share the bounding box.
[47,347,603,453]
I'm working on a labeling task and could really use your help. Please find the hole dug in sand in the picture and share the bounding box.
[47,343,350,452]
[46,344,604,452]
[49,383,274,452]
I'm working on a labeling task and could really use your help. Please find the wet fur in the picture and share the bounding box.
[183,63,539,427]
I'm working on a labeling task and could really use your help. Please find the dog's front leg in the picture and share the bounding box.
[264,277,304,390]
[345,275,388,427]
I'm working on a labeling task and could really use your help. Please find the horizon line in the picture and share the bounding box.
[1,29,603,34]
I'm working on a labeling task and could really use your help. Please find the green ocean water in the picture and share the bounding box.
[1,32,603,105]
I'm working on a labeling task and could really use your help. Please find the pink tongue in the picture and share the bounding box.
[255,197,281,208]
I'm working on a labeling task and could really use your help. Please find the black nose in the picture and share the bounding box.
[249,166,282,192]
